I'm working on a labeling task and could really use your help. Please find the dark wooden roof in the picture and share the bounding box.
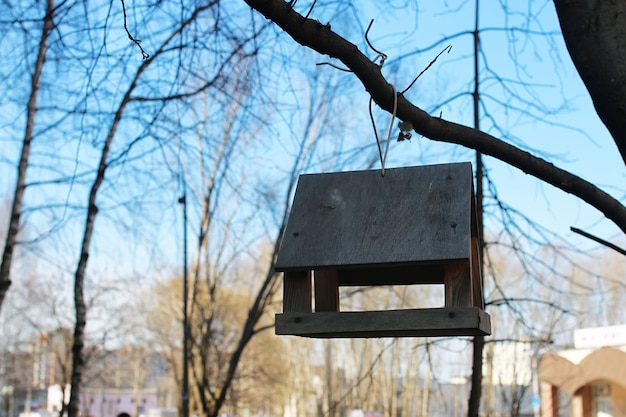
[275,163,474,271]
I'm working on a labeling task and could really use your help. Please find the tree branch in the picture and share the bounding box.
[244,0,626,234]
[553,0,626,165]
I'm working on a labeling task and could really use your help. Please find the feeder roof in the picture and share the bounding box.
[275,162,475,271]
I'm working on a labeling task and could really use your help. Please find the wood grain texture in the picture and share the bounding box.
[314,269,339,312]
[444,263,472,307]
[470,235,484,309]
[469,183,484,309]
[275,307,491,338]
[275,163,473,271]
[283,271,311,313]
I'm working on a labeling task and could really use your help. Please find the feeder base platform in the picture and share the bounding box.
[275,307,491,338]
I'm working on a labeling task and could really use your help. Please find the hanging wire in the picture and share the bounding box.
[364,19,397,176]
[365,19,387,66]
[370,86,398,176]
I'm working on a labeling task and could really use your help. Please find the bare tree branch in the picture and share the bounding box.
[553,0,626,165]
[243,0,626,234]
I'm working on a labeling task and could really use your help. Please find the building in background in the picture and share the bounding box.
[539,324,626,417]
[46,386,160,417]
[0,335,50,417]
[0,331,176,417]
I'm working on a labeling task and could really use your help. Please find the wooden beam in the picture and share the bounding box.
[275,164,473,271]
[444,263,472,307]
[470,235,484,309]
[275,307,491,338]
[283,271,312,313]
[314,269,339,312]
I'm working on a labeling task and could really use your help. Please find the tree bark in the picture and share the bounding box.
[467,335,484,417]
[244,0,626,234]
[553,0,626,165]
[0,0,54,312]
[468,2,484,414]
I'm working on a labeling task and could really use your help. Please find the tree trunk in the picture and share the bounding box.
[325,340,335,417]
[65,5,218,414]
[66,45,151,417]
[67,94,128,417]
[468,3,485,414]
[553,0,626,165]
[0,0,54,312]
[467,335,484,417]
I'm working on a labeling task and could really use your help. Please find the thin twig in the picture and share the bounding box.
[570,226,626,256]
[401,44,452,94]
[121,0,150,59]
[315,61,352,72]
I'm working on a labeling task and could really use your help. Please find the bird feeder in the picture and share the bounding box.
[274,162,491,338]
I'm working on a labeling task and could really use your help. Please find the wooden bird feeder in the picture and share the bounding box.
[274,162,491,338]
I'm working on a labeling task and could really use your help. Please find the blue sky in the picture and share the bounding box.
[1,0,625,342]
[348,0,626,248]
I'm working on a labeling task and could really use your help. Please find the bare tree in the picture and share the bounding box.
[184,67,349,417]
[0,0,54,311]
[64,3,267,417]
